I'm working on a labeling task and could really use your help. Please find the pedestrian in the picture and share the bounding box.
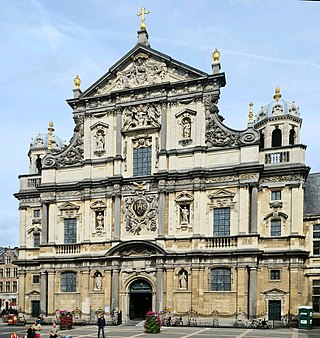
[10,333,19,338]
[49,322,59,338]
[32,320,41,338]
[97,313,106,338]
[26,324,34,338]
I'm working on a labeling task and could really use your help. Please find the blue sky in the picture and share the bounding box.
[1,0,319,247]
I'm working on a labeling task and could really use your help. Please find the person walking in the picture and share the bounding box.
[32,321,41,338]
[10,333,19,338]
[49,322,59,338]
[97,313,106,338]
[26,324,34,338]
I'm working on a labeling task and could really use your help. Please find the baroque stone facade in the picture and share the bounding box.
[14,28,320,324]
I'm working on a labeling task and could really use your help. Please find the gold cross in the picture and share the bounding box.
[137,7,150,31]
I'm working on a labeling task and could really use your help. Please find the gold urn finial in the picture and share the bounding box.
[212,48,220,63]
[137,7,150,31]
[273,86,282,101]
[48,121,54,132]
[249,102,253,123]
[74,74,81,89]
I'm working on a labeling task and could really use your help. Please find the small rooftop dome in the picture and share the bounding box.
[30,122,65,151]
[255,87,299,123]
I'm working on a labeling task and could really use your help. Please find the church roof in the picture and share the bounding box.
[304,172,320,217]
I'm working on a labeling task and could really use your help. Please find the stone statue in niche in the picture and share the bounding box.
[95,273,102,290]
[180,205,190,224]
[96,212,104,231]
[182,118,191,138]
[96,131,105,150]
[179,270,188,289]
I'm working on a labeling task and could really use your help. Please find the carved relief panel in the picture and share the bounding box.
[123,188,158,235]
[122,104,161,132]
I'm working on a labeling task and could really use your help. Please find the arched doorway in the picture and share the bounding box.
[129,279,152,320]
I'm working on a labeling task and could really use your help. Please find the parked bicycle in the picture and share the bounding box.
[248,318,269,329]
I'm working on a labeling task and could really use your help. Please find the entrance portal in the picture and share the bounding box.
[129,279,152,319]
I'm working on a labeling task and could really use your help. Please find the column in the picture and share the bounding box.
[250,185,258,233]
[158,192,165,237]
[40,271,48,316]
[114,109,122,175]
[156,267,164,313]
[248,267,257,319]
[114,193,121,240]
[41,204,48,244]
[18,270,26,312]
[158,102,167,171]
[111,267,119,311]
[79,270,91,318]
[47,271,55,317]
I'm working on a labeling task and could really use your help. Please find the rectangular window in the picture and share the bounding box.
[33,275,40,284]
[13,268,18,278]
[64,218,77,244]
[313,224,320,255]
[271,220,281,236]
[61,272,77,292]
[0,282,3,292]
[213,207,230,236]
[34,233,40,247]
[271,191,281,201]
[0,269,3,278]
[270,269,281,280]
[33,209,41,218]
[5,256,11,264]
[12,281,17,293]
[6,268,10,278]
[313,280,320,312]
[210,268,231,291]
[133,146,152,176]
[5,281,10,292]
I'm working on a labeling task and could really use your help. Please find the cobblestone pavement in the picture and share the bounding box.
[1,324,319,338]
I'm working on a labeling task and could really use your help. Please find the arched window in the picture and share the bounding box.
[61,272,77,292]
[210,268,231,291]
[271,128,282,147]
[289,128,295,145]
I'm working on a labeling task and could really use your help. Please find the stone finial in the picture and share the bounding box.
[249,102,253,123]
[137,7,150,31]
[74,74,81,89]
[273,86,282,101]
[47,121,55,150]
[212,48,220,63]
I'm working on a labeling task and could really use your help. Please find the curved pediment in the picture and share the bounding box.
[106,240,166,257]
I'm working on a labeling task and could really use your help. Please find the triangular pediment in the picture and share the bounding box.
[80,44,208,98]
[208,188,235,200]
[263,287,286,295]
[59,202,80,211]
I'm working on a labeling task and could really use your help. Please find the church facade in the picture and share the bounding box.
[15,25,320,324]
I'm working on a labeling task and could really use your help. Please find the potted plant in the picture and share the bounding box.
[144,311,161,334]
